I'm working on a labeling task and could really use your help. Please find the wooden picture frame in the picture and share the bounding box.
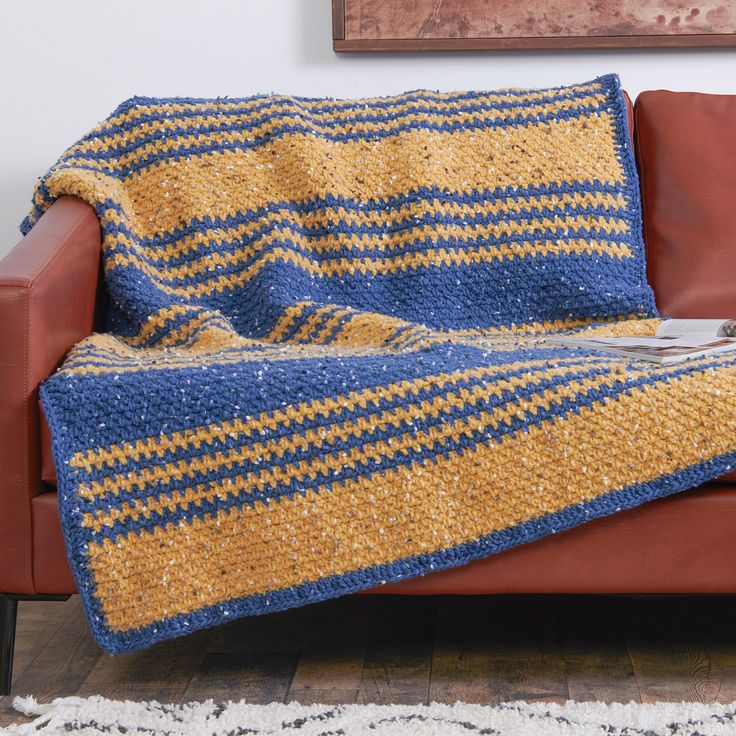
[333,0,736,51]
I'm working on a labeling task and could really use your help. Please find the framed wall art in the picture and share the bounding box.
[332,0,736,51]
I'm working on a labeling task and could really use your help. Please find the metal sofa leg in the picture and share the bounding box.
[1,594,70,696]
[1,595,17,697]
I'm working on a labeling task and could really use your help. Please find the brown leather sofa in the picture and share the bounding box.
[2,89,736,695]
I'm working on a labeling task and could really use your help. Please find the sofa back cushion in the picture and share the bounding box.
[635,90,736,317]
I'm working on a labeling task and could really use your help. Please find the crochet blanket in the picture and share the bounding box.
[27,74,736,653]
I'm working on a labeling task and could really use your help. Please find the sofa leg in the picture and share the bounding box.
[1,595,17,697]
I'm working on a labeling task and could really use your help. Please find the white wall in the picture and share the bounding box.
[2,0,735,257]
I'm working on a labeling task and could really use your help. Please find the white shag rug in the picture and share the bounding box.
[4,696,736,735]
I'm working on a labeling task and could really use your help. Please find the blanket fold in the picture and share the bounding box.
[28,74,736,652]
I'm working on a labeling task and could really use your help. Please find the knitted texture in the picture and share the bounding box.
[26,74,736,653]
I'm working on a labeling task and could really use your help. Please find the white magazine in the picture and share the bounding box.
[548,319,736,363]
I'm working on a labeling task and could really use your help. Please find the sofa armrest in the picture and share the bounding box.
[0,196,100,594]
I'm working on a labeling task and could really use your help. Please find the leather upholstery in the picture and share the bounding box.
[0,196,100,594]
[32,483,736,595]
[5,92,736,598]
[32,492,76,594]
[636,90,736,317]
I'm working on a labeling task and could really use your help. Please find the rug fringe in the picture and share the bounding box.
[12,695,51,716]
[7,696,74,734]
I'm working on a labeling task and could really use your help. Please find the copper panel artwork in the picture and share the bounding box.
[333,0,736,51]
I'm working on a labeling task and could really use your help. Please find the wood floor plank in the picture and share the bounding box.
[208,603,320,654]
[429,596,569,704]
[76,628,213,704]
[10,598,75,684]
[357,596,435,705]
[618,597,723,703]
[693,597,736,702]
[183,650,299,704]
[287,596,373,704]
[555,596,640,703]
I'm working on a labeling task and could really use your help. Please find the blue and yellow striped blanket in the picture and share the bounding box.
[26,74,736,652]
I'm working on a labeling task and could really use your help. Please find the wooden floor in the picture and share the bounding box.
[3,594,736,726]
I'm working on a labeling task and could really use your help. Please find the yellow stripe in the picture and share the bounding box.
[60,330,529,374]
[60,338,402,377]
[87,365,736,633]
[45,116,623,241]
[385,324,427,349]
[125,308,233,348]
[65,93,608,168]
[67,332,530,369]
[310,307,355,345]
[154,313,231,349]
[132,305,202,345]
[61,336,286,369]
[61,314,660,375]
[288,306,336,344]
[58,316,658,379]
[266,302,314,342]
[448,315,659,338]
